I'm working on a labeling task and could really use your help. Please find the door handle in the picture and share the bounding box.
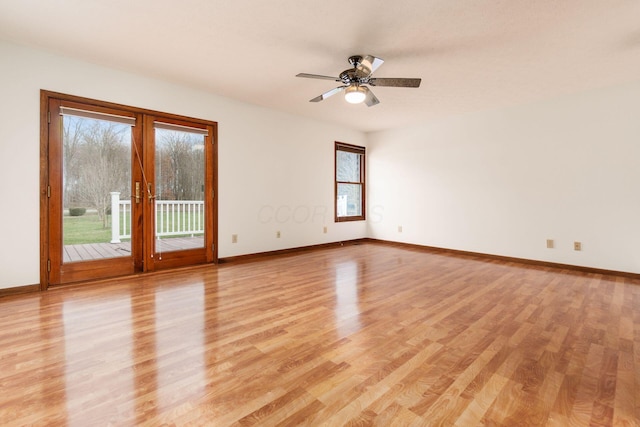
[148,183,156,201]
[134,182,141,204]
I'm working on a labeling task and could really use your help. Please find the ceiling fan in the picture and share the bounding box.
[296,55,421,107]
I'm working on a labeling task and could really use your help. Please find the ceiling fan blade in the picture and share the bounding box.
[296,73,340,81]
[310,86,347,102]
[368,77,422,88]
[363,86,380,107]
[356,55,384,77]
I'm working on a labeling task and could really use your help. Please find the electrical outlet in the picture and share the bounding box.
[323,226,327,234]
[276,231,281,238]
[546,239,554,249]
[574,241,581,251]
[398,226,403,233]
[232,234,238,244]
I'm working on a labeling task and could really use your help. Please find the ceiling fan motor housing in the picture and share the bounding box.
[339,69,361,85]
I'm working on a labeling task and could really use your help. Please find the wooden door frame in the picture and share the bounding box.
[40,90,218,290]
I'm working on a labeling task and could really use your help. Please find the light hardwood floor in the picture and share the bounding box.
[1,242,638,426]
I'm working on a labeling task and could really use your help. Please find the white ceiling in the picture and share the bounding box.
[1,0,640,132]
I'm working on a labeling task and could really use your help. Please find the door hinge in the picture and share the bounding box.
[48,111,51,124]
[47,185,51,198]
[212,244,215,252]
[47,259,51,272]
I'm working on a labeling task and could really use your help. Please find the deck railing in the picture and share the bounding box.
[110,192,204,243]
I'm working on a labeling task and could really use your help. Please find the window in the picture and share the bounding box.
[335,142,365,222]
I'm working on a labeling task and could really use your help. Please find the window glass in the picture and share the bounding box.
[61,112,133,261]
[336,151,361,182]
[337,183,362,217]
[154,126,206,254]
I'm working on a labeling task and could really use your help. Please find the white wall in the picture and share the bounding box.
[3,40,639,290]
[368,81,640,274]
[0,41,366,289]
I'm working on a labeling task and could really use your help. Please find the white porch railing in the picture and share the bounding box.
[110,192,204,243]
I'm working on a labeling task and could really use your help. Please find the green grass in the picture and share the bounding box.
[63,212,130,245]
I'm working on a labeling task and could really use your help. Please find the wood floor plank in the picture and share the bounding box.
[0,242,639,425]
[613,350,636,426]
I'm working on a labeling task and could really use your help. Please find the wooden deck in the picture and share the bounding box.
[63,236,204,262]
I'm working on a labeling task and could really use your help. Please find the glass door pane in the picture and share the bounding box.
[61,113,133,263]
[154,125,206,255]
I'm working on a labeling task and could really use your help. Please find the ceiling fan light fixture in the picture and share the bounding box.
[344,85,366,104]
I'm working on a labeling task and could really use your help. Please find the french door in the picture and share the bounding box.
[41,92,217,287]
